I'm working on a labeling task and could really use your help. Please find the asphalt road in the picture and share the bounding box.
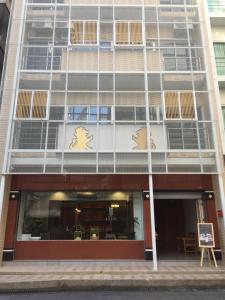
[0,289,225,300]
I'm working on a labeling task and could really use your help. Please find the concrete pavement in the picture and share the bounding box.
[0,260,225,292]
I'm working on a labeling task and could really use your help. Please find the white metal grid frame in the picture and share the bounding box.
[4,0,219,174]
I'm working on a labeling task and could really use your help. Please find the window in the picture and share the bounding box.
[222,107,225,129]
[16,90,48,119]
[68,106,88,121]
[115,106,146,121]
[166,122,199,150]
[70,21,98,45]
[99,106,111,121]
[49,107,64,120]
[13,121,47,150]
[17,191,144,241]
[164,92,196,120]
[67,106,112,122]
[23,47,52,70]
[115,22,142,45]
[163,48,192,71]
[214,43,225,76]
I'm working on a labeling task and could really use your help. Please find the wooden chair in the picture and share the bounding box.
[183,236,197,255]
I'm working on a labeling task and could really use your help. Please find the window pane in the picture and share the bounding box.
[90,106,97,121]
[68,106,88,121]
[99,106,111,121]
[222,107,225,128]
[115,107,135,120]
[136,107,146,120]
[49,107,64,120]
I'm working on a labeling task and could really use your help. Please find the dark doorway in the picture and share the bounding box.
[154,198,198,258]
[155,199,185,255]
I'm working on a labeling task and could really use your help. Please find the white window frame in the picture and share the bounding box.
[70,20,99,46]
[114,21,143,46]
[67,105,113,123]
[163,91,197,121]
[14,90,49,121]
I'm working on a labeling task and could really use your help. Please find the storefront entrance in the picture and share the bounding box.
[154,195,200,259]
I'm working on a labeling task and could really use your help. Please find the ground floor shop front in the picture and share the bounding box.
[3,174,221,261]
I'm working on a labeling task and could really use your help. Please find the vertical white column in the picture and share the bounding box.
[0,176,5,220]
[217,175,225,229]
[149,175,157,271]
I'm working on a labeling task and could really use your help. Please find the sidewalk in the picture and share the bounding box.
[0,260,225,292]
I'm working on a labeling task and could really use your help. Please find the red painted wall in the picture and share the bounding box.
[11,174,212,191]
[207,200,220,248]
[4,198,20,249]
[15,241,145,260]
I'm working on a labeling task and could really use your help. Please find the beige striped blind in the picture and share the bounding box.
[165,92,195,119]
[149,93,161,107]
[16,91,32,118]
[32,91,48,119]
[180,93,195,119]
[85,22,97,44]
[116,22,142,45]
[165,92,180,119]
[116,22,129,44]
[71,21,83,44]
[70,21,97,44]
[130,22,142,44]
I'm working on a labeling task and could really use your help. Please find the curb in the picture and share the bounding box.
[1,278,225,293]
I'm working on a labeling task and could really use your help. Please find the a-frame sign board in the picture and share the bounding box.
[197,223,217,268]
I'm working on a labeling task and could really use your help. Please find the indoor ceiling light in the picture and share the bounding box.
[111,204,120,208]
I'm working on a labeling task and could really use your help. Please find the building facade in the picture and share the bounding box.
[0,0,11,82]
[208,1,225,138]
[0,0,225,268]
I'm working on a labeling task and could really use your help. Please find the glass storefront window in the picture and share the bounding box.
[17,191,144,241]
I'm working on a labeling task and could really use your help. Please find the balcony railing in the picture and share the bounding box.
[167,127,210,150]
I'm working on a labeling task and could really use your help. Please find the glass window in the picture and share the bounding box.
[222,107,225,129]
[164,92,196,120]
[214,43,225,76]
[13,121,47,150]
[68,106,88,121]
[17,191,144,241]
[49,107,64,120]
[16,90,48,119]
[70,21,98,45]
[116,22,142,45]
[99,106,111,121]
[90,106,98,121]
[136,107,146,121]
[115,107,135,121]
